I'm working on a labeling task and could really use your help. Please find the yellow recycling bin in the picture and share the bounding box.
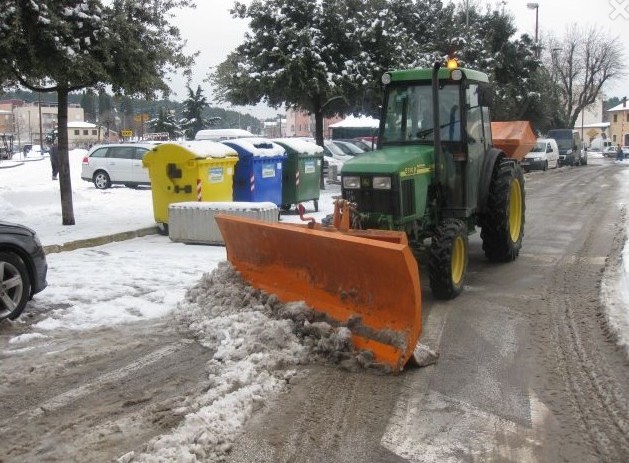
[142,141,239,233]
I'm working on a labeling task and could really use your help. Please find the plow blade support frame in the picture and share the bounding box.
[215,214,422,372]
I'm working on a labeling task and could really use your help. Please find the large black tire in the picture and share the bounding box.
[429,219,469,300]
[0,252,31,321]
[480,158,525,262]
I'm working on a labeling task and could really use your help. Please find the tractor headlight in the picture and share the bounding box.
[343,176,361,189]
[372,176,392,190]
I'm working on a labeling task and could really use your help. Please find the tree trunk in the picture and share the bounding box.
[315,107,325,189]
[57,89,76,225]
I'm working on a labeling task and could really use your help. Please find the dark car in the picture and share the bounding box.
[0,221,48,321]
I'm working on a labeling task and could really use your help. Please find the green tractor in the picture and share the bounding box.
[340,60,526,299]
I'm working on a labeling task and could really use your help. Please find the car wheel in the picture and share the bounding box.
[543,161,548,171]
[0,252,31,321]
[93,171,111,189]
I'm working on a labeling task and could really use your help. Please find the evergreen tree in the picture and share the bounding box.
[0,0,195,225]
[149,107,180,139]
[180,85,209,139]
[213,0,370,148]
[81,90,98,123]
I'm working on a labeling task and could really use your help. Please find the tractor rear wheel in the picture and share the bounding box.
[480,158,525,261]
[429,219,468,300]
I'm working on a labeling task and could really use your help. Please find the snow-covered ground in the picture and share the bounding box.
[1,149,628,462]
[1,148,352,462]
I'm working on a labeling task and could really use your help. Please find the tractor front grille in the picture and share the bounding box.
[343,182,399,216]
[401,179,415,217]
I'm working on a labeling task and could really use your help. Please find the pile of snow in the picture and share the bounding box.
[122,262,380,462]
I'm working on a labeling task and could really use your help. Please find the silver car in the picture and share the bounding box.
[81,143,154,189]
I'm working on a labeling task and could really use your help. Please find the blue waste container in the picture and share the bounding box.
[221,138,287,205]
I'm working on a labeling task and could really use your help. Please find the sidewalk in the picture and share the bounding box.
[1,148,340,253]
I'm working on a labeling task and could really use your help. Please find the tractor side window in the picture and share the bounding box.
[466,85,482,146]
[438,85,461,142]
[481,107,492,151]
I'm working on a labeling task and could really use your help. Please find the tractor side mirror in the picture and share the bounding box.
[478,86,494,108]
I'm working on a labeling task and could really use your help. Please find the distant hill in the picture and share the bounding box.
[0,89,265,133]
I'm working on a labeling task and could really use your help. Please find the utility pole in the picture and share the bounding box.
[527,3,540,58]
[38,93,44,149]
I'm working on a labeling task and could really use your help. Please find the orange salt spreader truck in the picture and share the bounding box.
[215,59,534,372]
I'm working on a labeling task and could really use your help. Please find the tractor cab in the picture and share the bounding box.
[377,62,493,223]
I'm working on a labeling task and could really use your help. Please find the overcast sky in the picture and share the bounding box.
[170,0,629,117]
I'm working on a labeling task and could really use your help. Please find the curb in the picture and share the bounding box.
[0,161,25,169]
[43,226,159,254]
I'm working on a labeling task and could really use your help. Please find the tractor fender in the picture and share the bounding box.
[477,148,506,214]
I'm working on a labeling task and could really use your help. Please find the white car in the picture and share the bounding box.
[81,143,154,189]
[521,138,559,172]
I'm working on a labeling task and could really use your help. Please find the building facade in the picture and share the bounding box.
[0,99,120,148]
[67,121,118,148]
[0,99,85,148]
[283,108,344,139]
[607,100,629,146]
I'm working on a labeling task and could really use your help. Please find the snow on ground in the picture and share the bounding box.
[1,147,348,462]
[2,149,628,461]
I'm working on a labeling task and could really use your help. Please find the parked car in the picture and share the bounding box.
[337,138,374,152]
[603,145,629,158]
[0,221,48,321]
[323,140,353,162]
[521,138,560,172]
[81,143,154,189]
[331,140,366,156]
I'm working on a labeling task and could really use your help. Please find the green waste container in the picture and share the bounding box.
[273,138,324,212]
[142,141,239,233]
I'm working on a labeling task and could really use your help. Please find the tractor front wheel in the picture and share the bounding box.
[480,158,525,261]
[429,219,468,300]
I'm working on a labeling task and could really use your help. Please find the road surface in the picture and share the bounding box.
[0,157,627,462]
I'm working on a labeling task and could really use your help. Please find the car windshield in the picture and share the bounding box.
[531,142,545,152]
[381,83,461,144]
[547,130,574,150]
[325,142,346,156]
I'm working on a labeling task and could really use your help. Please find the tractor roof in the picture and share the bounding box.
[387,67,489,84]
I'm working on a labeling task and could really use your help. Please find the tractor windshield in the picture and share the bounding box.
[381,84,461,145]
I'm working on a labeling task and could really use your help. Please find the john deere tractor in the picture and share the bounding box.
[340,60,526,299]
[215,60,527,370]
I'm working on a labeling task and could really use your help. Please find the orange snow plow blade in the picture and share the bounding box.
[215,214,422,372]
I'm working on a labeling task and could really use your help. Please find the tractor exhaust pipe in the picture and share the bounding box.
[432,60,442,187]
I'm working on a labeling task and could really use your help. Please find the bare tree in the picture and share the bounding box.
[547,25,625,128]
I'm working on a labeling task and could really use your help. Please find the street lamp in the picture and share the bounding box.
[527,3,539,48]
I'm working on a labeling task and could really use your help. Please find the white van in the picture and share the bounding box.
[521,138,559,171]
[589,137,612,152]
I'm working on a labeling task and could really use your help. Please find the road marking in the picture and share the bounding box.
[381,390,548,463]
